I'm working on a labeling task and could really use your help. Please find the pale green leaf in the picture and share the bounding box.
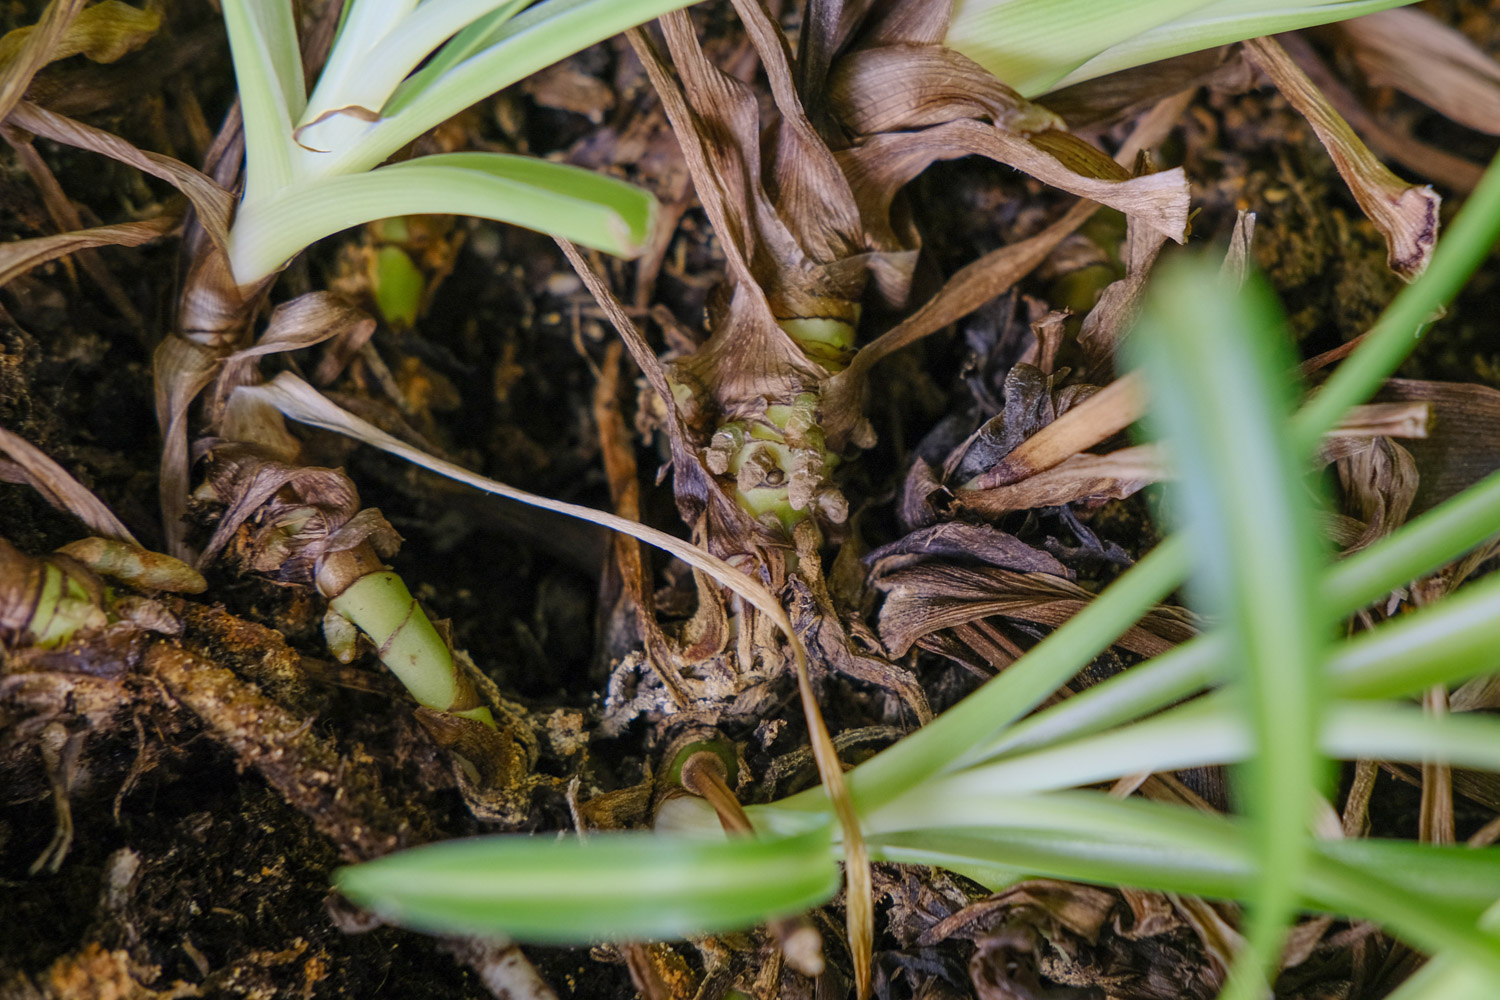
[336,826,840,942]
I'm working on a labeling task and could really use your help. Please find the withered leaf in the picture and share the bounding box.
[0,0,85,122]
[955,445,1168,517]
[1376,378,1500,514]
[1336,7,1500,137]
[0,427,137,544]
[1243,36,1439,280]
[0,210,179,288]
[8,100,233,255]
[836,119,1189,247]
[864,522,1069,579]
[873,562,1194,661]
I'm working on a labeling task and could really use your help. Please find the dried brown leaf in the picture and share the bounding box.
[1278,31,1484,193]
[1375,378,1500,514]
[7,100,233,254]
[0,210,179,288]
[1419,685,1455,845]
[1243,36,1439,280]
[1076,215,1169,367]
[873,562,1193,660]
[1337,8,1500,137]
[955,444,1168,516]
[829,44,1062,136]
[836,119,1188,248]
[1217,211,1256,288]
[0,427,136,543]
[969,374,1146,490]
[1042,47,1246,129]
[1333,437,1419,551]
[864,522,1069,579]
[0,0,85,122]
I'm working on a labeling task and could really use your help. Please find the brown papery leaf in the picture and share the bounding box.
[1336,8,1500,137]
[0,427,137,543]
[1333,437,1419,552]
[1042,47,1245,129]
[8,100,233,254]
[960,399,1426,518]
[954,444,1169,516]
[1217,210,1257,288]
[1076,210,1170,368]
[1277,32,1483,193]
[1243,36,1439,280]
[829,44,1062,135]
[1376,378,1500,514]
[873,562,1193,660]
[215,292,376,419]
[864,522,1069,579]
[0,210,178,288]
[0,0,85,122]
[836,119,1188,247]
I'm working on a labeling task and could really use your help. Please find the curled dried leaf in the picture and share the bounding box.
[1336,7,1500,137]
[1243,35,1439,280]
[829,43,1062,135]
[0,427,136,543]
[7,100,233,254]
[0,211,180,289]
[0,0,85,122]
[837,119,1188,247]
[872,561,1193,661]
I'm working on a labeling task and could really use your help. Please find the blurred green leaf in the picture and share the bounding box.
[336,825,840,943]
[1128,258,1329,995]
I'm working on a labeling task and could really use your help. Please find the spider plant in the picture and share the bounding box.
[328,135,1500,998]
[220,0,703,283]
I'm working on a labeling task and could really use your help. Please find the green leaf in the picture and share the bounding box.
[335,826,840,943]
[863,792,1500,977]
[228,152,657,283]
[219,0,304,198]
[301,0,529,133]
[1127,259,1329,996]
[319,0,702,176]
[944,0,1421,97]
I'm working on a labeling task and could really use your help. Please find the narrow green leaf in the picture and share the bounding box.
[862,792,1500,977]
[317,0,700,176]
[336,826,840,943]
[219,0,304,197]
[1332,571,1500,698]
[770,535,1192,819]
[945,0,1420,97]
[1127,259,1328,996]
[912,695,1500,799]
[301,0,528,133]
[228,153,657,283]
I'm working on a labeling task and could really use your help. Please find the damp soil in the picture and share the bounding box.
[4,1,1500,999]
